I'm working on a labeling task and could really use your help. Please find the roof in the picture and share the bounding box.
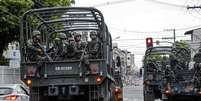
[184,28,201,35]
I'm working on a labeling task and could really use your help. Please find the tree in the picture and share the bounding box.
[0,0,74,58]
[175,40,190,49]
[174,40,191,63]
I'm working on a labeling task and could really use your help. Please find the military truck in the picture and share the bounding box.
[161,47,201,101]
[143,46,173,101]
[20,7,117,101]
[144,45,201,101]
[113,56,123,101]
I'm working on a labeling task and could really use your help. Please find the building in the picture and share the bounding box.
[1,42,21,84]
[184,28,201,57]
[3,42,20,68]
[130,54,135,71]
[112,43,136,84]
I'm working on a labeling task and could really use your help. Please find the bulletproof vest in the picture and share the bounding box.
[75,41,85,50]
[27,42,43,61]
[65,42,75,57]
[88,40,100,54]
[194,52,201,63]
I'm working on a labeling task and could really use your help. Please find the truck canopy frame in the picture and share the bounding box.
[20,7,110,62]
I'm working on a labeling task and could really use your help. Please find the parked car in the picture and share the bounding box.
[0,84,29,101]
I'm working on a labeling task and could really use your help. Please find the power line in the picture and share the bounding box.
[93,0,187,8]
[110,24,201,34]
[187,5,201,20]
[187,9,201,20]
[93,0,136,7]
[110,26,165,33]
[187,5,201,9]
[113,36,187,41]
[196,9,201,16]
[145,0,186,8]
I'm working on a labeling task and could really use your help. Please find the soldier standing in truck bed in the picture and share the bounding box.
[87,31,101,59]
[27,30,46,77]
[73,32,92,75]
[65,37,76,59]
[49,33,68,60]
[27,30,45,61]
[73,32,87,59]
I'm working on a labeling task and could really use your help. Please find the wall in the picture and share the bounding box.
[0,66,20,84]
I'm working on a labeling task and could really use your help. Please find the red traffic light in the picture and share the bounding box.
[146,38,153,48]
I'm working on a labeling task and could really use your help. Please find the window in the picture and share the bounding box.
[0,88,13,95]
[20,86,29,95]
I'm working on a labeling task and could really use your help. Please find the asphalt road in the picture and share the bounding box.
[123,79,143,101]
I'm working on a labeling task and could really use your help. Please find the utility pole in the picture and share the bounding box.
[164,29,176,43]
[187,6,201,9]
[173,29,176,43]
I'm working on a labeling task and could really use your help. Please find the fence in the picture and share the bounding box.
[0,66,21,84]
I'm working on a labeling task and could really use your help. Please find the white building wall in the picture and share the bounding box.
[3,42,20,68]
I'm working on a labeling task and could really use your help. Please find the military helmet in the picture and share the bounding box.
[32,30,41,37]
[90,31,97,37]
[54,37,60,41]
[199,48,201,53]
[58,33,67,39]
[74,32,81,37]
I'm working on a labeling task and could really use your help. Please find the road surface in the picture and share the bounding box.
[123,79,143,101]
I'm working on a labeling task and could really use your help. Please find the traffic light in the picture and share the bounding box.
[146,37,153,48]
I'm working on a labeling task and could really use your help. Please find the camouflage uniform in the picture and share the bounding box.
[52,33,68,60]
[73,32,90,75]
[87,31,101,59]
[65,37,76,59]
[27,30,45,61]
[27,30,45,78]
[73,32,87,59]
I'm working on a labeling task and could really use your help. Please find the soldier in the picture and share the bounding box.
[54,33,68,60]
[65,37,75,59]
[87,31,101,59]
[193,48,201,86]
[27,30,46,78]
[27,30,45,61]
[193,49,201,63]
[73,32,87,59]
[73,32,91,75]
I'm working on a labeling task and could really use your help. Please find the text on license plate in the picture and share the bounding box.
[55,66,73,71]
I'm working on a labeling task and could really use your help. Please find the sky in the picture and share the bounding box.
[73,0,201,68]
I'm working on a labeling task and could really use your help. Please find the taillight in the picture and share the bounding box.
[198,91,201,96]
[114,87,121,94]
[144,80,151,85]
[114,87,123,101]
[26,79,32,86]
[96,76,103,84]
[164,89,172,97]
[4,95,18,101]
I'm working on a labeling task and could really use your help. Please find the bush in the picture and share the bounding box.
[0,58,9,65]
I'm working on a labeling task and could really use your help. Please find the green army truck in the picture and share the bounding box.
[20,7,117,101]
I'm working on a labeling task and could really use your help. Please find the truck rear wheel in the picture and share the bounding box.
[144,85,155,101]
[144,93,155,101]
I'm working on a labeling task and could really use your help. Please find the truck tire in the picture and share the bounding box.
[144,93,155,101]
[163,97,173,101]
[30,88,40,101]
[144,85,155,101]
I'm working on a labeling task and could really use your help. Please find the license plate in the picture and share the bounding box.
[55,66,73,71]
[184,85,194,92]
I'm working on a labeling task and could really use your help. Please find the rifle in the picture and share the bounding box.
[37,42,53,62]
[79,42,88,67]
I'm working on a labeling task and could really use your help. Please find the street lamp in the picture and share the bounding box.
[113,36,121,41]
